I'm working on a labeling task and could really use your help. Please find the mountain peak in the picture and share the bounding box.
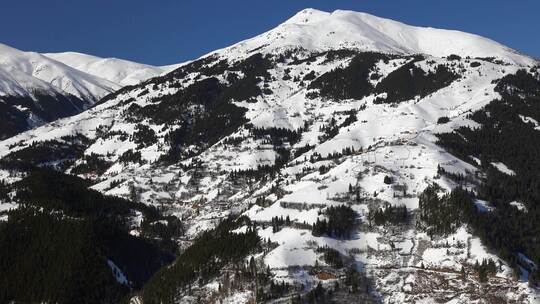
[283,8,330,25]
[234,8,535,66]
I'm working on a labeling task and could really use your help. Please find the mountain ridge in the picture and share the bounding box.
[209,8,536,66]
[0,42,182,139]
[0,42,119,101]
[43,51,181,86]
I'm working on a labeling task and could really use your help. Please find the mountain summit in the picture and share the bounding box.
[218,8,534,66]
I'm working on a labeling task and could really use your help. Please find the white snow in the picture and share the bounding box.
[0,42,183,106]
[44,52,181,86]
[474,199,494,213]
[0,202,18,213]
[213,8,535,67]
[0,43,119,101]
[519,115,540,131]
[221,291,253,304]
[107,259,129,285]
[510,201,528,212]
[491,162,516,176]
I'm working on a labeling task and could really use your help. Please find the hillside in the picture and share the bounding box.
[44,52,181,86]
[0,8,539,304]
[0,43,180,140]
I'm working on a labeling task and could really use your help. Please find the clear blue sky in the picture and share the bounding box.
[1,1,538,66]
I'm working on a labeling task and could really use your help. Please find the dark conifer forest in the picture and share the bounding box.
[0,169,174,303]
[436,69,540,284]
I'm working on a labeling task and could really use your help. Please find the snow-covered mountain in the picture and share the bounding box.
[218,8,535,66]
[44,51,180,86]
[0,43,179,139]
[0,43,119,100]
[1,8,540,304]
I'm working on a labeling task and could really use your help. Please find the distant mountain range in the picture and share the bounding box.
[0,43,180,139]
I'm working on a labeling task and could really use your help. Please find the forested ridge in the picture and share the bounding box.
[435,69,540,284]
[0,169,175,303]
[142,216,261,303]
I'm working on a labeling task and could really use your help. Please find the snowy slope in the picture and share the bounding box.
[0,42,182,102]
[0,43,118,139]
[0,43,183,139]
[0,64,64,98]
[0,43,119,101]
[44,51,181,86]
[215,8,535,66]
